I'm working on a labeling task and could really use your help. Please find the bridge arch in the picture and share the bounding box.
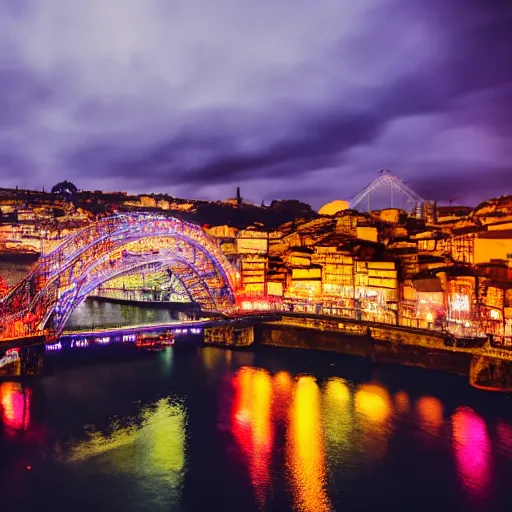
[0,214,237,340]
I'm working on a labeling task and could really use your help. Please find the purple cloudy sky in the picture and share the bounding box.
[0,0,511,208]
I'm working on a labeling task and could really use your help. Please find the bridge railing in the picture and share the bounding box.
[236,299,491,339]
[62,318,207,335]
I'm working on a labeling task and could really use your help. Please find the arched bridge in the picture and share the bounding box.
[0,214,237,341]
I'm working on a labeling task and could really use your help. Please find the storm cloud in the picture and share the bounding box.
[0,0,510,207]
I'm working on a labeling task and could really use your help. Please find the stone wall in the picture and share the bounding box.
[258,323,472,377]
[258,324,374,358]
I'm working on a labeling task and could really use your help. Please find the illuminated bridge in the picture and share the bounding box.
[0,214,237,342]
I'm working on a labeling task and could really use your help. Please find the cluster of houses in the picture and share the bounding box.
[1,184,511,341]
[209,196,512,340]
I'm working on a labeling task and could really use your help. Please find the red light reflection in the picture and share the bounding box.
[0,382,31,433]
[496,421,512,458]
[451,407,491,499]
[231,367,273,507]
[272,371,292,422]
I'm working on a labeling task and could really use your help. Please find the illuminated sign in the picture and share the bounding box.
[451,294,470,312]
[46,342,62,351]
[490,309,500,320]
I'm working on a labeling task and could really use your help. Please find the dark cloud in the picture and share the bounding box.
[0,0,510,206]
[412,165,512,205]
[0,66,54,127]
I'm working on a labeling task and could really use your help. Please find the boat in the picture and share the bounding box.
[136,331,175,350]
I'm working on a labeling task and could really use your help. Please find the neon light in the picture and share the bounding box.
[71,340,88,348]
[46,342,63,351]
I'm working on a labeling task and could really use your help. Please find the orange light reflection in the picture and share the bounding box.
[393,391,410,415]
[416,396,444,434]
[355,384,391,424]
[287,376,331,512]
[354,383,392,460]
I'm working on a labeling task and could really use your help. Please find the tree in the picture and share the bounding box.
[51,180,78,197]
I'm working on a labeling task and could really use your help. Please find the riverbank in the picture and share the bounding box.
[203,316,512,392]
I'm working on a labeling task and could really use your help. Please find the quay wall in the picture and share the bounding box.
[257,323,472,377]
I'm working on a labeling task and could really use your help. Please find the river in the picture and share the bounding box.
[1,343,512,512]
[65,299,191,330]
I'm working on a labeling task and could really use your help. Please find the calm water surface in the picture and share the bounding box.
[65,299,191,330]
[1,346,511,511]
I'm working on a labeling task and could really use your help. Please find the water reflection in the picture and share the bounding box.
[287,376,331,512]
[231,368,273,508]
[272,371,293,423]
[451,406,491,500]
[323,378,352,452]
[354,383,392,460]
[2,347,512,512]
[65,398,186,504]
[393,391,410,415]
[496,420,512,458]
[0,382,31,434]
[416,396,444,434]
[355,384,391,425]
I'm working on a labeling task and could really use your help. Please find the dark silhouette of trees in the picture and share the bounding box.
[51,181,78,197]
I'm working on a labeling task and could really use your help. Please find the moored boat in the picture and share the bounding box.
[136,331,175,350]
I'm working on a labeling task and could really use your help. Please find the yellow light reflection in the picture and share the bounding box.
[231,368,273,507]
[394,391,410,415]
[323,378,352,449]
[202,347,224,372]
[67,398,186,490]
[416,396,444,434]
[287,376,331,512]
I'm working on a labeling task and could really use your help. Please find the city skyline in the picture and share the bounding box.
[0,0,511,208]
